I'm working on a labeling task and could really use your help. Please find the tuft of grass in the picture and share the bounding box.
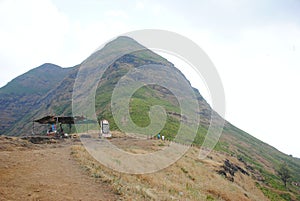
[181,167,188,174]
[279,193,292,200]
[256,183,287,201]
[206,195,215,201]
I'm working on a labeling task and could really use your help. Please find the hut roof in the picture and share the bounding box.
[34,115,96,124]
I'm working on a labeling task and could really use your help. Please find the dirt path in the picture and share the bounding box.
[0,141,117,201]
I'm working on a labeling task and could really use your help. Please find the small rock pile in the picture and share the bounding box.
[217,159,249,182]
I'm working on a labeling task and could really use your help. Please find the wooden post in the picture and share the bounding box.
[69,123,71,133]
[32,118,34,136]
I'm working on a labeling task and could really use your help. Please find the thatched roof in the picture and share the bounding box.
[34,116,97,124]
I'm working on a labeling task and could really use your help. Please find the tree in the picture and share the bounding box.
[277,163,291,188]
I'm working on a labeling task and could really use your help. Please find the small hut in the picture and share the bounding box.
[33,115,96,137]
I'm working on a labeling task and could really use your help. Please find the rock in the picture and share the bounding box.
[216,169,227,177]
[246,165,254,171]
[252,173,265,182]
[237,166,249,176]
[238,157,245,163]
[144,188,157,200]
[207,155,213,160]
[227,176,234,182]
[217,159,250,182]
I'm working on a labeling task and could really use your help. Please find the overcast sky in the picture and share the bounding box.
[0,0,299,157]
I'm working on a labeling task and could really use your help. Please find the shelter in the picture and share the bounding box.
[34,115,89,124]
[32,115,97,135]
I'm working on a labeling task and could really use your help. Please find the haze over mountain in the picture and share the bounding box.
[0,36,300,200]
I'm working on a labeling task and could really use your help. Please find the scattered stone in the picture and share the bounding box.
[217,159,249,182]
[237,166,249,176]
[252,173,265,182]
[207,155,213,160]
[246,165,254,171]
[227,176,234,182]
[238,157,245,163]
[144,188,157,200]
[216,169,227,177]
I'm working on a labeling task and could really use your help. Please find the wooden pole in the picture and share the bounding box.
[32,118,34,136]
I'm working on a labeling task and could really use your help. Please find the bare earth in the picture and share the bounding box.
[0,138,117,201]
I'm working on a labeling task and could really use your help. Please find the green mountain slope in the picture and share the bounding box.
[92,38,300,200]
[1,37,300,200]
[0,63,75,135]
[0,63,69,95]
[94,49,212,139]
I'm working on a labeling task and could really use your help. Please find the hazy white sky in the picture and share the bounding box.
[0,0,299,157]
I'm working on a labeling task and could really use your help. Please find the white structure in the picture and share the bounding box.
[100,119,111,138]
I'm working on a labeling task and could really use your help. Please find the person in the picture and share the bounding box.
[47,126,52,134]
[59,123,64,134]
[59,123,64,138]
[162,135,165,141]
[52,124,56,132]
[157,133,161,140]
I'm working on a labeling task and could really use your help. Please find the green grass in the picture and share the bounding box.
[260,169,286,191]
[93,48,300,200]
[256,183,293,201]
[0,63,71,95]
[258,185,285,201]
[206,195,215,201]
[214,141,234,154]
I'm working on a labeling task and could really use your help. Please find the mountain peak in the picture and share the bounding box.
[38,63,62,69]
[101,35,145,52]
[0,63,71,95]
[115,35,137,42]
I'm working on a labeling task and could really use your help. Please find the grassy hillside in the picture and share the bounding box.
[2,66,79,136]
[70,132,299,201]
[71,135,268,201]
[1,36,300,200]
[0,63,74,135]
[0,63,70,95]
[220,125,300,200]
[92,40,300,199]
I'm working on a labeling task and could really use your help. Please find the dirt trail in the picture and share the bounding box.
[0,140,117,201]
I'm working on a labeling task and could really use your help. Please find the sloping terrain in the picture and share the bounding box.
[0,63,75,135]
[70,132,268,201]
[0,136,117,201]
[0,36,300,200]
